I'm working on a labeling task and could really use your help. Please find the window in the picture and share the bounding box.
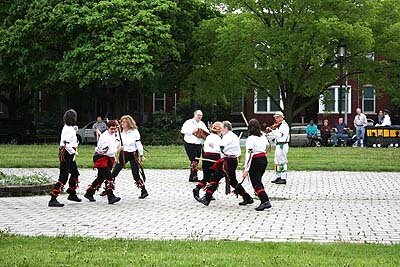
[254,90,283,113]
[153,93,165,113]
[0,101,5,114]
[319,85,351,113]
[362,86,375,113]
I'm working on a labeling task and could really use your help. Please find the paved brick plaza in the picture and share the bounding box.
[1,168,399,243]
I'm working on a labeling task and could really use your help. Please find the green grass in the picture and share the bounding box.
[0,235,399,266]
[0,144,399,171]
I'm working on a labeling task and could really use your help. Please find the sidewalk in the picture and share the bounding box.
[1,168,399,243]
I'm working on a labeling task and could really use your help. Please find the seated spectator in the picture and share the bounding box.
[374,110,384,126]
[332,117,349,146]
[375,109,391,127]
[320,119,331,146]
[306,119,318,145]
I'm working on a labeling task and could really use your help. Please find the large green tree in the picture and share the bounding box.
[189,0,400,124]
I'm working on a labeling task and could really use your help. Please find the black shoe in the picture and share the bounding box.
[48,198,64,207]
[239,198,254,206]
[196,196,210,206]
[210,196,216,201]
[84,192,96,202]
[108,194,121,204]
[275,179,287,184]
[255,201,272,211]
[193,187,200,199]
[192,176,199,182]
[138,189,149,199]
[67,194,82,202]
[271,177,281,183]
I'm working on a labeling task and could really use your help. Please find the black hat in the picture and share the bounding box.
[383,109,390,114]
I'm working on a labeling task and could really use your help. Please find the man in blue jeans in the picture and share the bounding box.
[332,118,349,146]
[353,108,368,147]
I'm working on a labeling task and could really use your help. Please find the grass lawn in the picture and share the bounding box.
[0,144,399,171]
[0,235,399,266]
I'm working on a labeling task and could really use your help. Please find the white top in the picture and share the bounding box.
[244,134,269,171]
[221,131,241,157]
[354,113,368,127]
[95,131,119,157]
[121,129,143,156]
[203,133,222,154]
[378,115,391,127]
[270,121,290,143]
[180,118,209,144]
[59,125,78,155]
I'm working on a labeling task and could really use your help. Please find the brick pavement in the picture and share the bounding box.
[1,168,399,243]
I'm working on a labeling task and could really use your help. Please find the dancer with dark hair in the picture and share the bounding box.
[48,109,82,207]
[84,120,122,204]
[243,119,272,211]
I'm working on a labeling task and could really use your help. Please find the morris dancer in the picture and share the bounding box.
[266,111,290,185]
[196,121,253,206]
[111,115,148,199]
[84,120,121,204]
[48,109,82,207]
[192,121,223,199]
[242,119,272,211]
[180,110,209,182]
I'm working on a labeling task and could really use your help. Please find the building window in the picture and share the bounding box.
[319,85,351,113]
[254,90,282,113]
[153,93,165,113]
[0,101,5,114]
[362,86,375,113]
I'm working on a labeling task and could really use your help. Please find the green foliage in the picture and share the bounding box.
[0,171,51,186]
[151,112,184,130]
[189,0,400,122]
[0,236,400,266]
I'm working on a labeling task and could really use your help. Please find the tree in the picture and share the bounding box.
[189,0,398,124]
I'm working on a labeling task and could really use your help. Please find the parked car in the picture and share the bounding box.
[76,121,98,144]
[232,127,248,147]
[290,125,321,147]
[0,119,36,144]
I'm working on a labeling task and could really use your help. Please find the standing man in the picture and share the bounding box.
[181,110,209,182]
[353,108,368,147]
[93,116,107,142]
[267,111,290,185]
[196,121,253,206]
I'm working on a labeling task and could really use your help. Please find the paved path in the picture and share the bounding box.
[1,168,400,243]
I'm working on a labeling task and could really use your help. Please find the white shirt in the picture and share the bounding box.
[180,118,209,144]
[203,133,222,154]
[59,125,78,155]
[95,131,119,157]
[354,113,368,127]
[221,131,241,157]
[380,115,391,126]
[244,134,269,170]
[121,129,143,156]
[270,121,290,143]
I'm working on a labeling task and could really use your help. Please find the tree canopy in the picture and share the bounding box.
[189,0,400,123]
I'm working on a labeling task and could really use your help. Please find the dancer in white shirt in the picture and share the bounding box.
[49,109,82,207]
[266,111,290,185]
[196,121,253,206]
[84,120,122,204]
[111,115,148,199]
[243,119,272,211]
[180,110,209,182]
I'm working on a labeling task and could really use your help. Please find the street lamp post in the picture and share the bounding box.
[337,39,346,119]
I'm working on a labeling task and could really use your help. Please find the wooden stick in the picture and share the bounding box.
[241,112,249,126]
[195,157,217,163]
